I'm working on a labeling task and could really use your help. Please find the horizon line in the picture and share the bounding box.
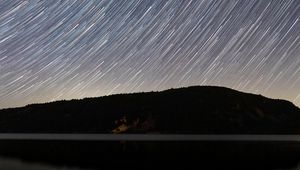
[1,85,299,110]
[0,134,300,141]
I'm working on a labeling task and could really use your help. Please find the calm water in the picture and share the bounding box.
[0,157,84,170]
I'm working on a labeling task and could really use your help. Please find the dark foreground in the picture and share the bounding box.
[0,140,300,170]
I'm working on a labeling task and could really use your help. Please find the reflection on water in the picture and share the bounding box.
[0,156,300,170]
[0,157,84,170]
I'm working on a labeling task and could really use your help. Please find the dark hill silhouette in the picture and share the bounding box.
[0,86,300,134]
[1,86,300,169]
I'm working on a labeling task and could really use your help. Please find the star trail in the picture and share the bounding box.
[0,0,300,109]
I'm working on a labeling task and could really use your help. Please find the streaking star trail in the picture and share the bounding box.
[0,0,300,108]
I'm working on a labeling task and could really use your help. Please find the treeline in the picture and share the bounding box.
[0,86,299,134]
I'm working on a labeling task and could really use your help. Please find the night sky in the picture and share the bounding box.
[0,0,300,109]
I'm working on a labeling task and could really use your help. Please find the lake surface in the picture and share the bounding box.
[0,157,84,170]
[1,134,300,169]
